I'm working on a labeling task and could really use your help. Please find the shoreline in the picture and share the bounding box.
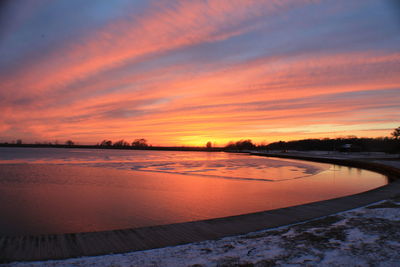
[1,152,400,264]
[251,151,400,182]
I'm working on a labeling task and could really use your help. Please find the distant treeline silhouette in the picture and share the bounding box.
[224,127,400,153]
[1,127,399,153]
[98,138,149,148]
[0,138,225,152]
[260,137,400,153]
[0,138,151,149]
[225,139,256,150]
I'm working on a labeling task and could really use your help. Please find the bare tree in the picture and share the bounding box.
[113,139,130,147]
[225,139,255,150]
[100,140,113,146]
[65,140,74,146]
[132,138,148,148]
[392,126,400,140]
[206,141,212,149]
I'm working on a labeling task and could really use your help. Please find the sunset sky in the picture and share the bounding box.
[0,0,399,146]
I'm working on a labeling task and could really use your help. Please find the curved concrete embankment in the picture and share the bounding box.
[1,154,400,263]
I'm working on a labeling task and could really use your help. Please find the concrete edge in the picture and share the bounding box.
[1,154,400,263]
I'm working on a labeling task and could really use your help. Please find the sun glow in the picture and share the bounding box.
[0,0,399,145]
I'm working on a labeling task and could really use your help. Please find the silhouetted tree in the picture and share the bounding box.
[65,140,74,146]
[100,140,113,146]
[132,138,148,148]
[113,139,130,147]
[392,126,400,140]
[225,139,255,150]
[16,139,22,145]
[206,141,212,149]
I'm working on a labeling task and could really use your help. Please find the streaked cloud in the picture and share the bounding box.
[0,0,399,145]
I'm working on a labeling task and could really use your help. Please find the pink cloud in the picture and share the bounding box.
[1,0,399,145]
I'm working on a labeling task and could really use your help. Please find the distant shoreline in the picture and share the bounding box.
[0,143,224,152]
[2,135,398,154]
[251,151,400,182]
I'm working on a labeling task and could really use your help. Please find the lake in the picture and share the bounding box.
[0,147,388,236]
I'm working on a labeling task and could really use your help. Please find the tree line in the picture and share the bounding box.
[2,127,399,152]
[260,137,399,153]
[98,138,149,148]
[225,127,400,153]
[223,137,400,153]
[0,138,150,149]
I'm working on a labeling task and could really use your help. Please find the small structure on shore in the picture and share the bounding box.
[339,144,361,152]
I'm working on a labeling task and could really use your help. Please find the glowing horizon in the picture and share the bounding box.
[0,0,399,147]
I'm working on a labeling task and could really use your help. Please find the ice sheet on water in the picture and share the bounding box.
[0,147,328,181]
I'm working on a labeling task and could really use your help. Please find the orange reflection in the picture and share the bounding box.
[0,160,387,235]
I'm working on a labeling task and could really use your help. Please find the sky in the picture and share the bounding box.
[0,0,399,146]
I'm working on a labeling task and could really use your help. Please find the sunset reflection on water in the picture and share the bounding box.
[0,148,387,236]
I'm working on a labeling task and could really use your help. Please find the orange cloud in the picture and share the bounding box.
[0,0,399,145]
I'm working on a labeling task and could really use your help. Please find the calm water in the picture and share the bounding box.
[0,147,388,236]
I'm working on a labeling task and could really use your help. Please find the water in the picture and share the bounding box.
[0,147,388,236]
